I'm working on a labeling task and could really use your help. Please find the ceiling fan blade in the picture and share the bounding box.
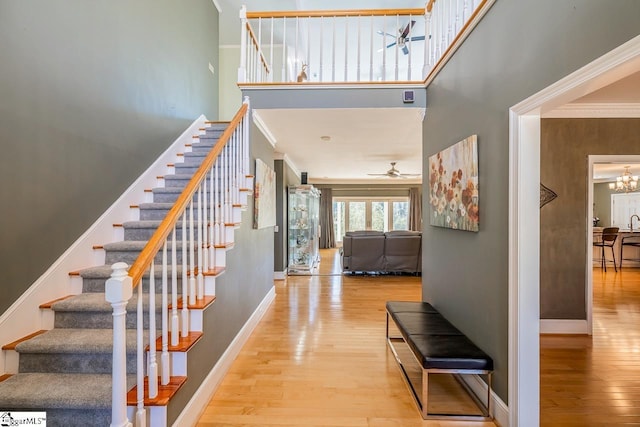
[399,20,416,38]
[402,45,409,55]
[386,41,397,49]
[377,30,397,38]
[407,35,425,42]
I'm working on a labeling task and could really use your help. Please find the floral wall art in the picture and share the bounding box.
[428,135,479,232]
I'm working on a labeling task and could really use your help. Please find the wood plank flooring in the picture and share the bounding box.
[197,250,640,426]
[541,267,640,426]
[197,249,496,427]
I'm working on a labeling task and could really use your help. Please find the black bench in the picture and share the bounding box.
[385,301,493,421]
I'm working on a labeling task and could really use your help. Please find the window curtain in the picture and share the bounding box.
[409,187,422,231]
[319,187,335,248]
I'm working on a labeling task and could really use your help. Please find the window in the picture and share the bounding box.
[333,197,410,243]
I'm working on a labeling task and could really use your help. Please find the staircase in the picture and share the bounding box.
[0,108,251,426]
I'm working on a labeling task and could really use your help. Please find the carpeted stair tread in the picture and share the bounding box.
[51,292,155,313]
[78,264,185,279]
[122,220,162,229]
[0,373,136,410]
[15,328,143,354]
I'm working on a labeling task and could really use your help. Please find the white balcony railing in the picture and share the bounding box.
[238,0,486,85]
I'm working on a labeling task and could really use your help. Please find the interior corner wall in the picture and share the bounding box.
[422,0,640,402]
[0,0,219,316]
[219,47,243,120]
[274,160,301,273]
[540,118,640,320]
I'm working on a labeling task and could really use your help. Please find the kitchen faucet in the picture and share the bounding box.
[630,214,640,232]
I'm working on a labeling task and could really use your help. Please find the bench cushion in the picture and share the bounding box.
[386,300,493,372]
[406,334,494,370]
[386,301,438,314]
[390,312,463,338]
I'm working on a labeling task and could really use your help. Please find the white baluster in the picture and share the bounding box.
[369,14,373,81]
[202,177,209,275]
[105,262,133,427]
[463,0,471,24]
[408,14,413,81]
[344,17,348,81]
[135,277,145,427]
[306,15,311,81]
[181,215,189,337]
[197,187,204,300]
[270,18,274,82]
[319,16,324,82]
[189,201,196,305]
[147,260,158,398]
[171,229,179,347]
[381,16,386,81]
[394,14,399,81]
[161,242,170,385]
[357,15,361,82]
[209,166,215,268]
[214,160,220,246]
[282,17,287,81]
[295,16,299,79]
[238,6,247,83]
[424,8,431,78]
[332,16,336,82]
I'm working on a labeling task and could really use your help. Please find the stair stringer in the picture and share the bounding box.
[0,115,208,375]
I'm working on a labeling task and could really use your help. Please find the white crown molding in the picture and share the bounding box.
[543,102,640,118]
[252,110,277,148]
[273,152,301,178]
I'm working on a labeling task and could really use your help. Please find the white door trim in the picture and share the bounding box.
[509,35,640,427]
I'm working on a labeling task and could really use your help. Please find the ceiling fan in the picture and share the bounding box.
[368,162,421,179]
[378,20,426,55]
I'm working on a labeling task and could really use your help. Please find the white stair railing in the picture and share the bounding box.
[106,98,251,426]
[238,1,488,85]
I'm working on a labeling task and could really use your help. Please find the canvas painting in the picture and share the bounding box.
[254,159,277,229]
[428,135,479,232]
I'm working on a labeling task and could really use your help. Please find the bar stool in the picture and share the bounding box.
[620,234,640,269]
[593,227,619,272]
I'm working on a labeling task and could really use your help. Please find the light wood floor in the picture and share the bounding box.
[197,249,496,427]
[196,250,640,426]
[541,267,640,426]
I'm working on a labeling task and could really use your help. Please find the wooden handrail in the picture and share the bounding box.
[127,103,249,286]
[246,8,425,19]
[245,22,271,74]
[427,0,436,13]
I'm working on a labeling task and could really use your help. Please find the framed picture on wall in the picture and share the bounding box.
[428,135,479,232]
[254,158,277,229]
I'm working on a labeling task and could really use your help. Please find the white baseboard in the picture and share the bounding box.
[540,319,588,334]
[0,115,207,375]
[172,286,276,427]
[274,270,287,280]
[463,374,509,427]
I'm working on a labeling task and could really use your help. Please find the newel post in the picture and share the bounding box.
[106,262,133,427]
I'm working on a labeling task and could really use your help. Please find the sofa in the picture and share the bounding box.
[341,230,421,274]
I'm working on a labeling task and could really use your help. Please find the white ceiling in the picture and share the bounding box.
[256,107,424,184]
[217,1,640,184]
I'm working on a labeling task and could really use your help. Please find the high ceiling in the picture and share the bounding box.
[216,1,640,184]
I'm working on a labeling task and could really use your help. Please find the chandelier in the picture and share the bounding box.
[609,166,638,192]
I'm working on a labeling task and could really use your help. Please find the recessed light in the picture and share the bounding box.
[320,135,331,141]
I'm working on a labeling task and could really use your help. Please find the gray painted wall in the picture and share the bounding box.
[540,118,640,319]
[422,1,640,402]
[0,1,219,315]
[594,182,614,227]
